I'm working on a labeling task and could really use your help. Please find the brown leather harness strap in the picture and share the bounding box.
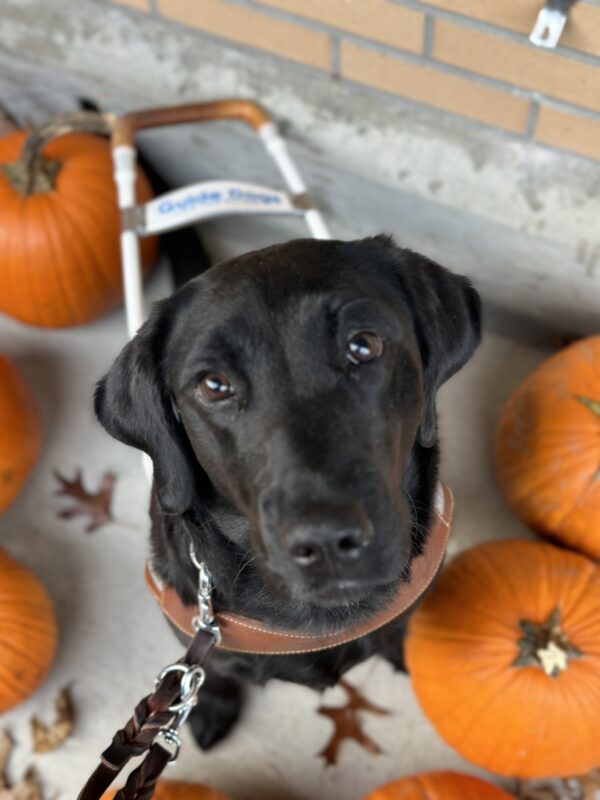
[146,483,454,655]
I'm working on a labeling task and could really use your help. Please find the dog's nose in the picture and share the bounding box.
[287,522,371,568]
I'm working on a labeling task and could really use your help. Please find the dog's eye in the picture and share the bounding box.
[197,373,235,402]
[346,332,383,365]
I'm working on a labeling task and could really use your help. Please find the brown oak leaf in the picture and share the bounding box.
[0,730,43,800]
[55,470,116,532]
[31,687,74,754]
[317,679,390,766]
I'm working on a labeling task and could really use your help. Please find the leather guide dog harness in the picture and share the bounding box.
[78,483,453,799]
[146,482,454,655]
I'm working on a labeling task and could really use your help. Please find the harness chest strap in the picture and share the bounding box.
[146,483,454,655]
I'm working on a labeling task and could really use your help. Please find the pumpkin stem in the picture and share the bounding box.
[514,608,581,678]
[575,395,600,418]
[1,111,114,196]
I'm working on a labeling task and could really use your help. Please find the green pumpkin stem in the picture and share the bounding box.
[514,608,582,678]
[575,395,600,418]
[1,111,113,196]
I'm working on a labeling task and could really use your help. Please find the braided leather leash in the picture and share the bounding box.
[77,485,453,797]
[78,549,220,800]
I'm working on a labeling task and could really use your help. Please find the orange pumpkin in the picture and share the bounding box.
[0,548,58,713]
[495,336,600,559]
[0,115,158,327]
[0,355,42,512]
[362,770,513,799]
[405,539,600,778]
[103,780,230,799]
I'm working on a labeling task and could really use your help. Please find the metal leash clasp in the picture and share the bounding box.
[153,663,205,763]
[153,549,221,763]
[189,542,222,643]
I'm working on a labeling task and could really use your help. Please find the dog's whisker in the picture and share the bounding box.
[405,492,433,519]
[405,491,417,515]
[231,553,256,588]
[404,491,433,515]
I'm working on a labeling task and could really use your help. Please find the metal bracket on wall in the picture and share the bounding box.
[530,0,579,48]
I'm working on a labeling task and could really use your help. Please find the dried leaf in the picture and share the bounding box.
[517,770,600,800]
[55,470,116,532]
[31,687,74,754]
[0,770,43,800]
[580,769,600,800]
[0,731,12,785]
[317,679,390,766]
[0,731,43,800]
[517,782,570,800]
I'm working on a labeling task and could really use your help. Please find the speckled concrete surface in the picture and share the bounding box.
[0,238,555,799]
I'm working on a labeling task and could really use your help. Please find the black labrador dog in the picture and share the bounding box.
[95,235,480,748]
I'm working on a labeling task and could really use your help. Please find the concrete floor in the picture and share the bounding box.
[0,230,554,799]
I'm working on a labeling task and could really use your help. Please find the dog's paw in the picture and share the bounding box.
[187,677,242,750]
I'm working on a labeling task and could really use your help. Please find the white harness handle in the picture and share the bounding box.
[110,100,330,339]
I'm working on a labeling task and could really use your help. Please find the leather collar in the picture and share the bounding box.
[146,483,453,655]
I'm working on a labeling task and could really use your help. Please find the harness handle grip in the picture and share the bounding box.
[112,99,273,148]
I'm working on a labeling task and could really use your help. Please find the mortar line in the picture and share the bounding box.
[423,14,434,58]
[525,101,541,138]
[330,35,341,79]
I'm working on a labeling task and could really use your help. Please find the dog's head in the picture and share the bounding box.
[96,237,480,606]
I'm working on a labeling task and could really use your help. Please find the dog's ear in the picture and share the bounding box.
[94,295,197,514]
[388,241,481,447]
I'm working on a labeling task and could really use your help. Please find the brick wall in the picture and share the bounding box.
[113,0,600,161]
